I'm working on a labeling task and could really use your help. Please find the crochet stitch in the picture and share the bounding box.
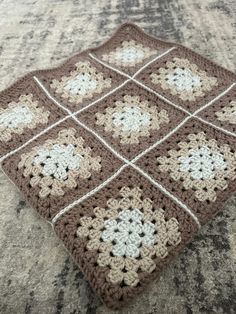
[157,132,236,202]
[0,23,235,309]
[77,186,181,287]
[101,40,157,67]
[0,94,50,142]
[50,61,112,104]
[95,95,169,144]
[18,128,102,198]
[215,100,236,124]
[150,57,218,101]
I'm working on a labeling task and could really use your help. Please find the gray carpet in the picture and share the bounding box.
[0,0,235,313]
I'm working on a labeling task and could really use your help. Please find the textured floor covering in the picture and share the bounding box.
[0,0,235,313]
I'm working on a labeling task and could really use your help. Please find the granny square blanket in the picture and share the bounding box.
[1,23,236,309]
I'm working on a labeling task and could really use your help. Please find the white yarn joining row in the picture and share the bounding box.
[1,47,235,230]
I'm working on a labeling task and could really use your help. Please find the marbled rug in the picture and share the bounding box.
[0,0,235,313]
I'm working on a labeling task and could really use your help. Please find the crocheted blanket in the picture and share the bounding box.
[0,23,235,309]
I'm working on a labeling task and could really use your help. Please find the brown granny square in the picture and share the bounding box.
[90,23,174,75]
[1,118,123,219]
[0,23,235,309]
[77,81,187,160]
[136,46,235,112]
[54,167,198,309]
[136,118,236,224]
[0,76,67,157]
[35,51,126,112]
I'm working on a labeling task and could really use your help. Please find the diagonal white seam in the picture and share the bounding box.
[131,116,191,163]
[89,46,176,80]
[131,80,236,122]
[43,118,199,226]
[31,80,132,166]
[89,52,191,115]
[51,80,235,223]
[33,77,72,115]
[132,78,191,115]
[72,116,129,163]
[51,115,201,227]
[0,116,70,163]
[74,79,130,115]
[132,47,176,78]
[90,51,236,139]
[131,163,201,228]
[89,53,132,79]
[51,164,128,224]
[195,113,236,138]
[52,151,201,227]
[51,114,201,227]
[193,82,236,115]
[195,116,236,137]
[34,76,133,117]
[131,84,236,163]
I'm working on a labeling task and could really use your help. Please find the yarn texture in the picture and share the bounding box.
[0,23,235,309]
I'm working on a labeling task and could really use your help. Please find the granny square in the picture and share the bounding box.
[0,23,235,309]
[54,167,198,309]
[136,46,235,112]
[136,118,236,225]
[77,81,187,159]
[2,119,123,219]
[0,76,67,157]
[35,51,126,112]
[90,23,174,75]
